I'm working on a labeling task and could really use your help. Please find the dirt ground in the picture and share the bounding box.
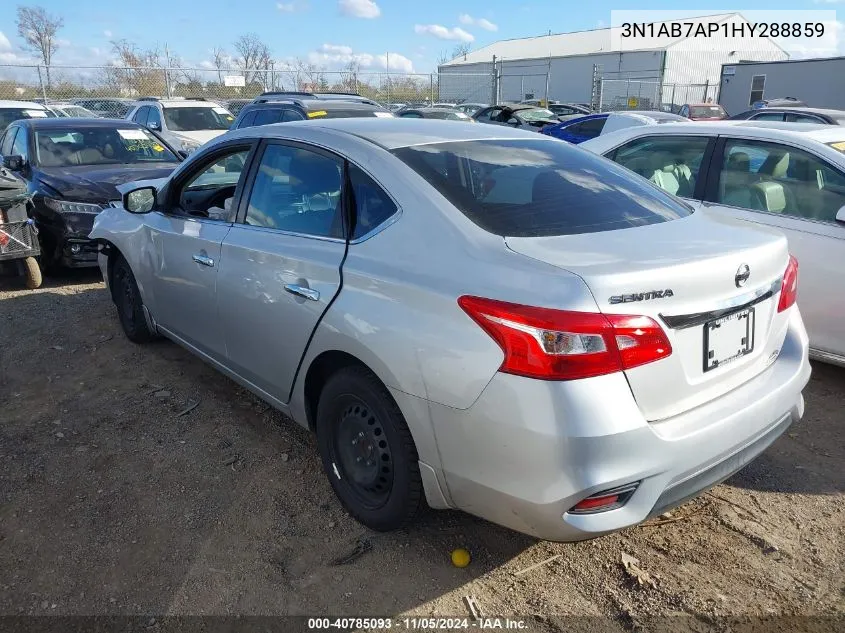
[0,269,843,630]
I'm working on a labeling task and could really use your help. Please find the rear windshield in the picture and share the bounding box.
[391,139,692,237]
[690,105,727,118]
[517,108,556,121]
[163,106,233,131]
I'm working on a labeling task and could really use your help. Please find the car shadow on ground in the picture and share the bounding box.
[724,360,844,496]
[0,285,538,617]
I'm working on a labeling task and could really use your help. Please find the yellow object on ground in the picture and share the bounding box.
[451,548,471,568]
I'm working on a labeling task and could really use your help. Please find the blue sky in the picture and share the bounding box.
[0,0,843,74]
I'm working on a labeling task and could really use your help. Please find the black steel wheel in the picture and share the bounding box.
[316,366,423,531]
[112,256,156,344]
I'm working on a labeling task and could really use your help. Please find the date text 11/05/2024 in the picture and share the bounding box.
[621,21,825,39]
[307,618,529,630]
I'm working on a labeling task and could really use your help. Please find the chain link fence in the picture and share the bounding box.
[0,64,495,109]
[598,78,719,113]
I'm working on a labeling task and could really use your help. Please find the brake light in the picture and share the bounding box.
[458,296,672,381]
[777,255,799,313]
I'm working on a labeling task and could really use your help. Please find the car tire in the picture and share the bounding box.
[112,256,156,344]
[23,257,42,289]
[316,366,424,531]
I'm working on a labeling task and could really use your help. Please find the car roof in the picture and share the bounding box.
[225,117,551,149]
[602,119,845,141]
[750,106,845,117]
[133,99,221,108]
[0,100,47,109]
[685,103,724,107]
[19,117,145,129]
[243,98,386,112]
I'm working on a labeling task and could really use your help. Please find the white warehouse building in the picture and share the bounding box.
[438,13,787,109]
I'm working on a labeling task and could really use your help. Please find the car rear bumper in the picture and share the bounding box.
[428,308,810,541]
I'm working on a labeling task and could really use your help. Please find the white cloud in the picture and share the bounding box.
[278,1,307,11]
[198,60,216,69]
[414,24,474,42]
[812,0,845,4]
[338,0,380,19]
[0,31,11,51]
[458,14,498,32]
[320,43,354,55]
[103,30,113,38]
[305,44,414,72]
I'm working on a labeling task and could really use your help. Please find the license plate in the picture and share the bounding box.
[703,308,754,372]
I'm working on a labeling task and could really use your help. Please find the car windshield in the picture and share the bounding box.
[517,108,556,122]
[60,106,98,118]
[431,111,471,120]
[34,127,180,167]
[690,105,726,118]
[163,106,233,131]
[0,107,54,131]
[391,138,692,237]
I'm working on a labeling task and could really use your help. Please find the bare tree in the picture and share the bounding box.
[102,39,166,97]
[233,33,271,87]
[339,59,361,92]
[16,5,64,89]
[452,43,471,60]
[437,50,451,66]
[211,46,228,84]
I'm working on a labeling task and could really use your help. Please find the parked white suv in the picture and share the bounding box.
[125,98,234,154]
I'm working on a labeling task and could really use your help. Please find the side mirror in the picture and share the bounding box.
[3,155,24,171]
[836,205,845,224]
[123,186,157,214]
[147,120,161,131]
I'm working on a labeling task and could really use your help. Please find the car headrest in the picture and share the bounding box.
[288,151,340,195]
[727,152,750,172]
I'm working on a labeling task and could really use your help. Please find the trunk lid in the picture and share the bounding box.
[505,209,791,421]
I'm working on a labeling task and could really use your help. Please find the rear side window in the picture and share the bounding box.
[391,139,692,237]
[349,165,397,239]
[282,109,305,122]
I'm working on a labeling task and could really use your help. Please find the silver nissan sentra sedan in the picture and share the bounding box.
[90,119,811,541]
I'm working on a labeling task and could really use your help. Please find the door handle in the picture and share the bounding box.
[192,254,214,267]
[284,284,320,301]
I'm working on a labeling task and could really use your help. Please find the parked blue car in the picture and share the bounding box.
[541,113,609,144]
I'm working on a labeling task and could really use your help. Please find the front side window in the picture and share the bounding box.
[611,135,710,197]
[391,138,692,237]
[11,128,28,160]
[1,127,18,155]
[133,106,150,126]
[146,107,162,129]
[567,117,606,138]
[177,148,250,219]
[751,112,784,122]
[163,106,233,131]
[34,127,179,167]
[716,139,845,223]
[400,112,423,118]
[252,109,283,127]
[244,144,342,238]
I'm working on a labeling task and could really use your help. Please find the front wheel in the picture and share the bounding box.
[112,257,156,344]
[23,257,42,289]
[316,366,424,531]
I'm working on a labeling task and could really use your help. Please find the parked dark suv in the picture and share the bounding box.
[230,93,392,131]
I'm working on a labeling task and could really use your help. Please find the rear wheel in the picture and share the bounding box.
[23,257,42,289]
[112,256,156,343]
[316,366,423,531]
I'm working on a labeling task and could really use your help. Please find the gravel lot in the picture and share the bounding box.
[0,270,843,630]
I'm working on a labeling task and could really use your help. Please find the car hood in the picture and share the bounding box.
[171,130,226,145]
[36,164,179,203]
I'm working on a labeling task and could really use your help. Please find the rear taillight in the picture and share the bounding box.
[458,296,672,381]
[777,255,799,313]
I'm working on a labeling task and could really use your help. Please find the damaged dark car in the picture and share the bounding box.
[0,118,182,271]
